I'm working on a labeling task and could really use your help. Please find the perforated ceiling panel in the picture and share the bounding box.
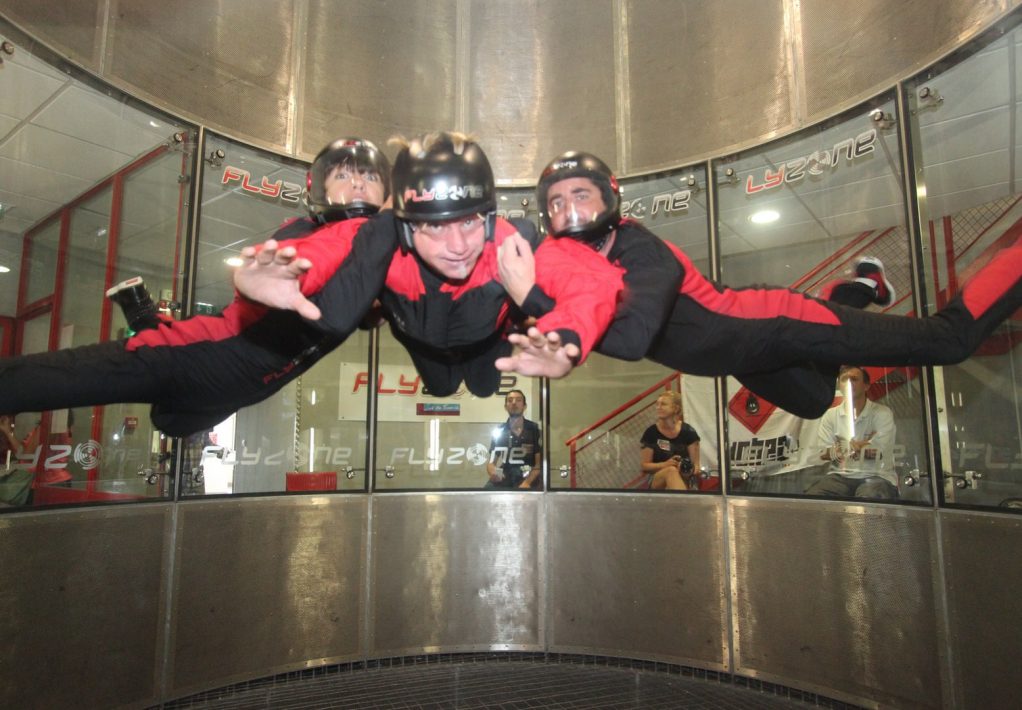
[801,0,1017,121]
[465,0,618,184]
[625,0,795,172]
[300,0,458,159]
[0,0,103,69]
[105,0,296,150]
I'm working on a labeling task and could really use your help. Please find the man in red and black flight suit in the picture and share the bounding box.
[0,138,394,436]
[496,151,1022,420]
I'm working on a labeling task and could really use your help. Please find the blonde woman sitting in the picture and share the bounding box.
[639,392,701,491]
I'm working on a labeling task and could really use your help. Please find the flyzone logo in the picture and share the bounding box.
[744,128,877,195]
[404,185,485,202]
[222,166,303,204]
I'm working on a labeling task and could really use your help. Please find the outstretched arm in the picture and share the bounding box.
[495,327,580,379]
[234,239,322,320]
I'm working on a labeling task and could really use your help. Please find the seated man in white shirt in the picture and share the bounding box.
[805,365,897,499]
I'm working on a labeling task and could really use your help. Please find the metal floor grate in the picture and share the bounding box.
[159,654,864,709]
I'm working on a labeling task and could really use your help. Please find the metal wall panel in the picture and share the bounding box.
[801,0,1016,122]
[300,0,458,159]
[625,0,795,173]
[0,504,171,709]
[167,495,368,699]
[941,511,1022,709]
[371,493,543,655]
[465,0,618,184]
[3,0,1020,174]
[730,499,942,708]
[0,0,103,70]
[548,494,728,669]
[104,0,296,151]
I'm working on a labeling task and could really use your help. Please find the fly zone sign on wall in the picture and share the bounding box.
[338,362,522,423]
[744,128,877,195]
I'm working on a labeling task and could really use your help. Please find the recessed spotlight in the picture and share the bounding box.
[149,120,161,128]
[750,209,780,224]
[224,257,244,267]
[0,265,10,274]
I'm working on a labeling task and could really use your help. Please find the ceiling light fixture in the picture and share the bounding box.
[749,209,780,224]
[0,265,10,273]
[224,257,243,267]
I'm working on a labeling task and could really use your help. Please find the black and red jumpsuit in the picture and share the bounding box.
[524,220,1022,418]
[0,215,395,436]
[306,216,623,397]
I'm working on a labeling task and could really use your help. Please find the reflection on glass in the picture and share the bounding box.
[375,328,539,490]
[550,166,718,491]
[716,94,931,504]
[911,29,1022,509]
[1,31,190,507]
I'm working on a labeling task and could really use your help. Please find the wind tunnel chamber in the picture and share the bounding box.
[2,1,1022,708]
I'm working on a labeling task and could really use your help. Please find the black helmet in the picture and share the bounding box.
[537,151,621,244]
[306,138,391,223]
[392,133,496,251]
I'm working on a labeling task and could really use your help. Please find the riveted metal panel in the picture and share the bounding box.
[104,0,296,151]
[465,0,618,184]
[0,504,171,710]
[0,0,104,69]
[941,511,1022,710]
[625,0,795,173]
[548,494,728,669]
[730,499,942,709]
[801,0,1015,122]
[371,493,543,655]
[167,495,368,699]
[300,0,458,158]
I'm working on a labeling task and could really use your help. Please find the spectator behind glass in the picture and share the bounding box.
[639,392,700,491]
[1,413,19,469]
[805,365,898,499]
[485,389,542,489]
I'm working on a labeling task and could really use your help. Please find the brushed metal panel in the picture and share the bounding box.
[168,496,367,698]
[626,0,795,173]
[105,0,296,151]
[0,0,103,69]
[731,499,942,708]
[801,0,1013,121]
[548,494,727,668]
[0,504,171,709]
[941,511,1022,709]
[466,0,618,184]
[300,0,458,158]
[371,493,542,654]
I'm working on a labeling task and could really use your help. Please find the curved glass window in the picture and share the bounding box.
[908,27,1022,510]
[551,165,720,493]
[0,28,193,508]
[715,95,931,505]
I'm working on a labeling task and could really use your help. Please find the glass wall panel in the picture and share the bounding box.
[551,166,720,492]
[374,325,541,492]
[184,133,372,496]
[715,96,931,504]
[909,28,1022,509]
[1,25,193,508]
[22,220,59,307]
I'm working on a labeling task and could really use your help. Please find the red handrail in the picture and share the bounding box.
[564,372,679,447]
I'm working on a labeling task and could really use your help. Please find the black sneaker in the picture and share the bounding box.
[853,256,895,307]
[107,277,161,332]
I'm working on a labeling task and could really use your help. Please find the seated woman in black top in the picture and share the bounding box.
[639,392,700,491]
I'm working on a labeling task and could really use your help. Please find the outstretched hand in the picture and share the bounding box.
[497,231,536,306]
[234,239,322,320]
[495,326,579,379]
